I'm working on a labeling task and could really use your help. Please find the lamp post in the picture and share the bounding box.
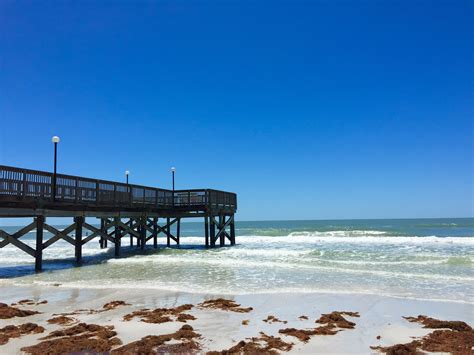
[171,167,176,206]
[125,170,129,184]
[51,136,60,201]
[171,167,176,191]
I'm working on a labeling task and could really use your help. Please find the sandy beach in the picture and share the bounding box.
[1,284,472,354]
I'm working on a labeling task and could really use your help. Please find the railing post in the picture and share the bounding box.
[75,178,78,203]
[22,172,27,199]
[96,180,99,206]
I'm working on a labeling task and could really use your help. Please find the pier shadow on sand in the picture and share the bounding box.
[0,242,228,279]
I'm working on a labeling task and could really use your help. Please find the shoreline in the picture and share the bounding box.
[1,284,472,354]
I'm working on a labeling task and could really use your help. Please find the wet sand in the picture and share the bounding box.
[0,285,472,354]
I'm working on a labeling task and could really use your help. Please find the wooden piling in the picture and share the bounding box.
[219,215,225,247]
[176,218,180,245]
[74,216,83,264]
[204,216,209,247]
[153,217,158,248]
[140,217,146,250]
[129,218,133,247]
[166,217,170,247]
[114,217,121,257]
[210,216,216,247]
[230,215,236,245]
[99,219,104,249]
[35,216,44,272]
[104,218,108,248]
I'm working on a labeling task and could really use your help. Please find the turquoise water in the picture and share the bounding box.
[0,218,472,303]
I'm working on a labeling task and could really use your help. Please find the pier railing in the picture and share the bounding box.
[0,165,237,211]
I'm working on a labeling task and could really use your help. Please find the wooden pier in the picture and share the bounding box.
[0,165,237,271]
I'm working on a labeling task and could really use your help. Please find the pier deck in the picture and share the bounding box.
[0,165,237,271]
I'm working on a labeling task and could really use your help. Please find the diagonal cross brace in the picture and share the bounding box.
[43,223,76,246]
[0,221,36,248]
[0,229,36,257]
[211,215,233,244]
[42,223,76,250]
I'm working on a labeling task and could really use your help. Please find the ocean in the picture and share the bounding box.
[0,218,472,304]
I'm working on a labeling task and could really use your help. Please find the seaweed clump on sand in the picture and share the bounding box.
[263,315,288,324]
[206,332,293,355]
[47,315,77,326]
[102,300,130,311]
[123,304,196,324]
[279,325,338,342]
[371,315,473,355]
[13,300,48,306]
[111,324,201,354]
[198,299,253,313]
[20,323,122,354]
[316,311,360,329]
[51,300,130,317]
[278,311,360,342]
[0,323,45,345]
[0,303,40,319]
[403,315,472,332]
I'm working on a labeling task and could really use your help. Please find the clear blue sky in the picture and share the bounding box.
[0,0,472,220]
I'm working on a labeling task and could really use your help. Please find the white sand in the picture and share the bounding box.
[0,285,472,354]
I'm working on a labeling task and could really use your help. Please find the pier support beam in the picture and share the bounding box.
[35,216,44,272]
[204,216,209,248]
[230,215,236,245]
[153,217,158,248]
[140,217,146,250]
[166,217,170,247]
[74,216,84,265]
[209,214,234,247]
[114,217,121,257]
[219,215,225,247]
[99,219,104,248]
[210,216,216,247]
[176,218,180,245]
